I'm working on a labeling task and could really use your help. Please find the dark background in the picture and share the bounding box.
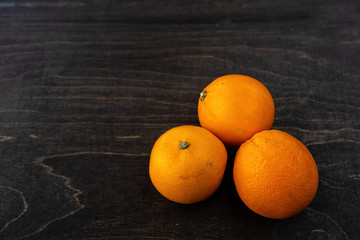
[0,0,359,239]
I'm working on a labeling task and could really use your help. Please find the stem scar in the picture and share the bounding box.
[179,141,190,149]
[200,91,207,101]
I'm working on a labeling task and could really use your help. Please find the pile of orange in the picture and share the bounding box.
[149,74,318,219]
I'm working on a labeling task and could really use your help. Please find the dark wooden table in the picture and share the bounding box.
[0,1,359,239]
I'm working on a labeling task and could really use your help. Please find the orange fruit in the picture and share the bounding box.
[149,125,227,204]
[233,130,318,219]
[198,74,275,147]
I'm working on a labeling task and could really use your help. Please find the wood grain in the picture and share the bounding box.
[0,0,359,239]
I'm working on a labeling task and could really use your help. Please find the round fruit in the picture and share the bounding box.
[233,130,318,219]
[149,125,227,204]
[198,74,275,147]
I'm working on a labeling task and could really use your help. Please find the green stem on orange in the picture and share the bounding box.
[200,91,207,101]
[179,141,190,149]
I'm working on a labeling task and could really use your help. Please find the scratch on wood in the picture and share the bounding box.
[0,122,178,127]
[278,126,360,134]
[28,85,199,94]
[272,207,350,240]
[0,70,46,83]
[349,174,360,181]
[0,2,85,8]
[19,156,86,239]
[319,179,355,193]
[0,186,29,233]
[121,69,209,79]
[306,208,349,240]
[0,136,15,142]
[55,75,167,85]
[116,135,142,140]
[54,75,201,88]
[311,229,331,238]
[339,39,360,44]
[20,152,147,239]
[30,96,195,107]
[247,67,304,81]
[317,162,348,168]
[41,114,193,119]
[0,109,48,116]
[306,139,359,146]
[242,45,331,66]
[162,54,233,64]
[275,126,359,146]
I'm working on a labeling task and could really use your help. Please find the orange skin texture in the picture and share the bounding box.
[149,125,227,204]
[233,130,319,219]
[198,74,275,147]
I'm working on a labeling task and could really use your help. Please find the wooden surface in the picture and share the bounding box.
[0,1,359,239]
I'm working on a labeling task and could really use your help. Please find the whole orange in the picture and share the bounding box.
[198,74,275,147]
[149,125,227,204]
[233,130,318,219]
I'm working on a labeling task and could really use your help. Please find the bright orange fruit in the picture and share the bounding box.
[149,125,227,204]
[198,74,275,147]
[233,130,319,219]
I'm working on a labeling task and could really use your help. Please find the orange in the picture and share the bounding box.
[149,125,227,204]
[233,130,318,219]
[198,74,275,147]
